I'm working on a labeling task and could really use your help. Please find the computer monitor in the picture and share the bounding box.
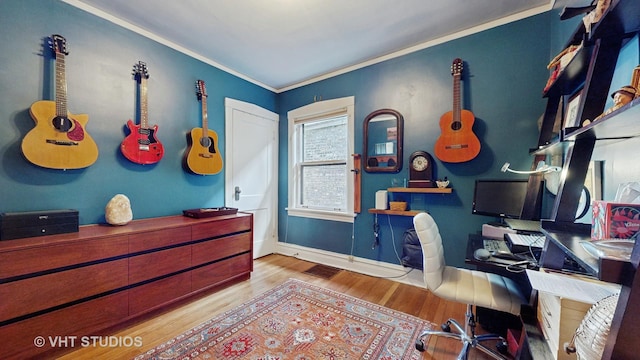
[472,179,529,219]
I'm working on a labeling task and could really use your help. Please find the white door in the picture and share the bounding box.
[224,98,278,258]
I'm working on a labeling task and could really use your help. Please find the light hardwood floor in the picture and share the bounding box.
[59,254,499,360]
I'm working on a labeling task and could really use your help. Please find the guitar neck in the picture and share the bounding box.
[201,95,208,132]
[55,53,68,117]
[452,73,461,122]
[140,77,149,129]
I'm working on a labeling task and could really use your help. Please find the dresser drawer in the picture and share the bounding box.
[0,291,128,359]
[0,235,128,279]
[538,292,560,343]
[191,253,252,291]
[537,291,591,360]
[128,246,191,284]
[0,259,128,322]
[129,271,191,316]
[192,232,251,266]
[128,226,191,253]
[191,216,251,241]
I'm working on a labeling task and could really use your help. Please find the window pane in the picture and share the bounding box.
[302,164,347,209]
[303,116,347,162]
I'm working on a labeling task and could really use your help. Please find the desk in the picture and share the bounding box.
[466,234,553,360]
[539,221,630,284]
[539,221,640,359]
[468,231,627,359]
[466,234,536,298]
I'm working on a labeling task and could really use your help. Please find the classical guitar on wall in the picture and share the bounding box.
[434,58,481,163]
[121,61,164,165]
[184,80,223,175]
[21,34,99,169]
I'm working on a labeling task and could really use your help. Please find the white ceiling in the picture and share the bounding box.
[65,0,565,92]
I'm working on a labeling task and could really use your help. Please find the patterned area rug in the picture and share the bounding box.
[134,278,433,359]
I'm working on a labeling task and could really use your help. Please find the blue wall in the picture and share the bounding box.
[1,1,557,269]
[278,13,553,267]
[0,0,276,225]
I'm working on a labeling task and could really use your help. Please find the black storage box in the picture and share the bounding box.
[0,209,79,240]
[183,207,238,218]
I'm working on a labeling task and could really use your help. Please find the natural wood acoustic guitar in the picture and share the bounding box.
[21,34,99,169]
[434,58,481,163]
[184,80,223,175]
[121,61,164,165]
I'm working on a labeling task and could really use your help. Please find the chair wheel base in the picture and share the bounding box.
[496,340,508,354]
[441,321,451,332]
[415,339,426,352]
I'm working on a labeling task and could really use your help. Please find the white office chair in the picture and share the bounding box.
[413,212,527,360]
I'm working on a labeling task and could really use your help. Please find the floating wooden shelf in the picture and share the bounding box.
[367,209,424,216]
[386,187,452,193]
[367,187,452,216]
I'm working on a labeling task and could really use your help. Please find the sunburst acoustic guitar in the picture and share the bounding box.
[21,34,99,169]
[184,80,223,175]
[434,58,481,163]
[121,61,164,165]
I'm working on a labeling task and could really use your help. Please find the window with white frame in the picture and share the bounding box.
[287,96,355,222]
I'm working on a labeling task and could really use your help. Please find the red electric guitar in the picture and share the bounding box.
[121,61,164,164]
[184,80,223,175]
[22,34,99,169]
[434,58,481,163]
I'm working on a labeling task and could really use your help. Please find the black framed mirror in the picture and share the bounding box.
[363,109,403,173]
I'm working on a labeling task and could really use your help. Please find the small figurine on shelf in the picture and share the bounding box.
[544,44,582,93]
[591,85,636,123]
[582,0,611,34]
[631,65,640,93]
[436,177,450,189]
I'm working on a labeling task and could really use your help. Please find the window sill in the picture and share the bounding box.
[286,208,355,223]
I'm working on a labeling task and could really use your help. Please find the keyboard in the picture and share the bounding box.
[483,239,511,253]
[506,233,545,249]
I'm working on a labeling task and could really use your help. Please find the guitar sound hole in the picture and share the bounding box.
[200,137,212,148]
[451,121,462,131]
[52,116,73,132]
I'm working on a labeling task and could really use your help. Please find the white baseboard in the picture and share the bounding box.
[276,242,425,288]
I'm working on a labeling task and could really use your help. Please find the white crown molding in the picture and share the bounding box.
[61,0,277,92]
[277,3,554,93]
[63,0,554,94]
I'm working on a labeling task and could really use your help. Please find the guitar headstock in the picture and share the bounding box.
[50,34,69,57]
[195,80,207,100]
[451,58,463,76]
[132,61,150,82]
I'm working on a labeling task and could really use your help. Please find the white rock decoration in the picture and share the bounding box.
[105,194,133,225]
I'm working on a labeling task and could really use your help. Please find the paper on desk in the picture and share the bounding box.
[526,269,621,304]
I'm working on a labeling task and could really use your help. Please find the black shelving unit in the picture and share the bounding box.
[526,1,640,358]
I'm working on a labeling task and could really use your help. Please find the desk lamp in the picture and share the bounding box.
[501,161,562,195]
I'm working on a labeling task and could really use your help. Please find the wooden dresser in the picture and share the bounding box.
[0,213,253,359]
